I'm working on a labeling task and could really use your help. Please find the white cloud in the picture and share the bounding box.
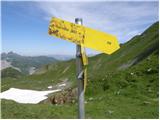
[31,1,158,55]
[36,1,158,44]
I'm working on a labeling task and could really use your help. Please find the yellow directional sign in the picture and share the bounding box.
[81,45,88,66]
[48,17,120,54]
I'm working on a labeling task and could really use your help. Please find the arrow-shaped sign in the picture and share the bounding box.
[48,17,120,54]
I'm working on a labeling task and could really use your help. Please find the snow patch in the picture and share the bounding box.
[48,86,53,89]
[29,67,36,75]
[59,83,66,87]
[0,88,61,104]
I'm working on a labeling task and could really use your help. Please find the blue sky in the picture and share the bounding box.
[1,0,159,56]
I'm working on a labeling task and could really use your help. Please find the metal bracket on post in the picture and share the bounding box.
[75,18,85,119]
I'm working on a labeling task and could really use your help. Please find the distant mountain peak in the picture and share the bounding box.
[8,51,14,54]
[7,51,20,56]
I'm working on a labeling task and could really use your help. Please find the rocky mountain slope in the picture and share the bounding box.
[1,52,58,74]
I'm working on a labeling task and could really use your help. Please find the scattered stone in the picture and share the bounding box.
[114,90,121,95]
[143,101,151,105]
[42,88,77,105]
[130,72,134,75]
[147,68,152,72]
[148,88,152,92]
[117,90,120,95]
[108,110,114,114]
[147,57,150,61]
[63,78,69,82]
[71,99,75,103]
[59,83,66,87]
[48,86,53,89]
[88,97,93,101]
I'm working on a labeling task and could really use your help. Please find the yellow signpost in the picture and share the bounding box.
[48,17,120,55]
[48,17,120,119]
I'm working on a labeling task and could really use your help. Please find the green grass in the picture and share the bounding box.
[1,93,158,119]
[1,100,77,119]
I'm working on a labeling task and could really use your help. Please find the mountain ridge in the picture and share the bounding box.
[1,51,58,74]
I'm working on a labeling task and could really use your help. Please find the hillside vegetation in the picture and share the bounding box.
[1,67,23,78]
[1,22,159,119]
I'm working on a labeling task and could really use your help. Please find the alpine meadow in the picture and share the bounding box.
[1,21,159,119]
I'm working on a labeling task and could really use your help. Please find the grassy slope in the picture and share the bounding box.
[1,60,76,91]
[1,22,159,118]
[1,67,23,79]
